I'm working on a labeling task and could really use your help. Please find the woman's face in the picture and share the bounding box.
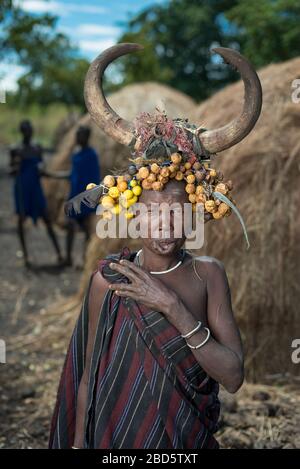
[137,179,189,256]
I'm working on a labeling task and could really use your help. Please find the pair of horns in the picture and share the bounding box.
[84,43,262,154]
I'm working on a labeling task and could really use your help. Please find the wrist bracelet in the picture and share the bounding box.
[186,327,210,349]
[181,320,202,339]
[72,446,80,449]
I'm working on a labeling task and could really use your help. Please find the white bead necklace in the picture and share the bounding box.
[135,249,184,275]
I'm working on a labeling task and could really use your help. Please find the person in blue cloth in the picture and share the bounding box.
[10,120,62,268]
[65,125,100,266]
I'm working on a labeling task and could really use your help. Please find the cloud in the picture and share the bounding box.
[21,1,107,16]
[0,64,25,92]
[79,39,116,54]
[76,24,121,37]
[66,4,108,14]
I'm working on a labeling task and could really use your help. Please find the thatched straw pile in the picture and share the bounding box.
[43,82,196,223]
[47,59,300,382]
[190,57,300,381]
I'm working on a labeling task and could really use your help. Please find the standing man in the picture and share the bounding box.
[10,120,62,268]
[65,126,100,266]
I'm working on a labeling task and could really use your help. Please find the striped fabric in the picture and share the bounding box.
[49,251,220,449]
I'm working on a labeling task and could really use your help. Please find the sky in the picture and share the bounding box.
[1,0,166,91]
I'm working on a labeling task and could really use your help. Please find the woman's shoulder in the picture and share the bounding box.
[189,254,226,283]
[191,255,225,270]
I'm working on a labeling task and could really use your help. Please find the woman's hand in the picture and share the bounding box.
[108,259,179,316]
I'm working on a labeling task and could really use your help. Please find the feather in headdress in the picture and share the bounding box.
[64,184,105,216]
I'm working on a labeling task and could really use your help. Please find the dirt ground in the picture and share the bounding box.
[0,150,299,449]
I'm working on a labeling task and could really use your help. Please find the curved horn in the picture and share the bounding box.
[84,43,144,146]
[200,47,262,154]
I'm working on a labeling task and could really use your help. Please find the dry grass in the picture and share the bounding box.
[191,57,300,381]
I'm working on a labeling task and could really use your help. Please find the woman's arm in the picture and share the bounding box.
[108,258,244,394]
[165,258,244,393]
[73,271,109,448]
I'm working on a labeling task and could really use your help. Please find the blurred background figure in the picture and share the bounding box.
[9,120,62,268]
[65,125,100,267]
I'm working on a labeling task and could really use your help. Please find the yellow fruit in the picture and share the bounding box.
[147,173,157,183]
[101,195,115,208]
[117,175,125,184]
[86,182,97,190]
[152,181,163,191]
[175,171,184,181]
[157,175,168,184]
[188,193,197,204]
[132,185,142,196]
[129,179,138,187]
[214,183,228,195]
[193,161,201,170]
[213,210,223,219]
[103,175,116,188]
[185,183,196,194]
[169,164,178,173]
[108,186,120,199]
[210,169,217,178]
[111,204,121,215]
[124,211,134,219]
[205,200,217,213]
[117,181,128,192]
[150,163,160,174]
[171,153,182,164]
[196,185,204,195]
[204,163,210,170]
[138,166,150,179]
[184,162,192,170]
[186,174,196,184]
[218,202,230,215]
[142,179,153,190]
[123,189,134,200]
[196,193,207,204]
[129,195,138,205]
[160,167,170,178]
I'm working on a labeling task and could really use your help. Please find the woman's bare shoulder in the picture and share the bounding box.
[192,255,225,272]
[90,269,109,291]
[88,269,110,325]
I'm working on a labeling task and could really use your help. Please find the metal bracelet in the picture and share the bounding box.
[181,320,202,339]
[72,446,80,449]
[186,327,210,349]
